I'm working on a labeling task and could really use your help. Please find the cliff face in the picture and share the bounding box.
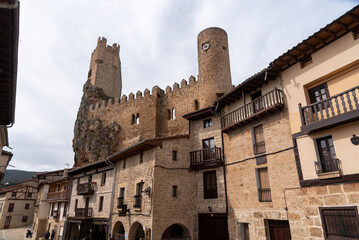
[72,80,121,167]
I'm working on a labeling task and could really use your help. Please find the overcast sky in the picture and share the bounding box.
[6,0,358,172]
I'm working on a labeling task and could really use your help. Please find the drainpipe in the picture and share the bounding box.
[105,158,117,239]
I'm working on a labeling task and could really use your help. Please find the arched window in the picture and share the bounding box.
[168,109,171,120]
[131,114,135,125]
[195,100,199,110]
[172,108,176,120]
[136,113,140,124]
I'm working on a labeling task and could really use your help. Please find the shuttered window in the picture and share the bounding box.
[253,125,265,155]
[256,168,271,202]
[203,170,217,199]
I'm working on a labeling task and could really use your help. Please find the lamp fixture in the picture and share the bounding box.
[351,134,359,146]
[208,206,212,212]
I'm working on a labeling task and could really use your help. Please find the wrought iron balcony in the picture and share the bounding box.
[47,190,67,202]
[75,208,93,218]
[221,88,284,132]
[299,85,359,134]
[190,147,222,171]
[76,182,95,195]
[133,195,142,208]
[258,188,272,202]
[315,158,341,174]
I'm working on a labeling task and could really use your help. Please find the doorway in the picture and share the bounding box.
[198,214,227,240]
[268,220,291,240]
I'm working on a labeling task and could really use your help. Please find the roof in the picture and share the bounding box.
[108,135,189,163]
[0,0,19,126]
[182,106,216,120]
[272,4,359,71]
[217,5,359,107]
[67,160,113,175]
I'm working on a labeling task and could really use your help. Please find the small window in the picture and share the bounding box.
[252,125,266,155]
[256,168,271,202]
[172,108,176,119]
[28,193,32,198]
[203,171,217,199]
[57,185,61,191]
[101,172,106,186]
[25,204,30,210]
[99,196,104,212]
[194,100,199,110]
[168,109,171,120]
[131,114,136,125]
[22,216,28,222]
[75,199,78,210]
[8,203,14,212]
[172,150,177,161]
[118,187,125,207]
[172,185,178,197]
[136,113,140,124]
[320,206,359,239]
[300,55,313,68]
[123,159,126,169]
[139,153,143,164]
[308,83,329,104]
[240,223,250,240]
[11,192,16,198]
[203,119,212,128]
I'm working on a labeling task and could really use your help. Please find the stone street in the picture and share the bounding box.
[0,225,32,240]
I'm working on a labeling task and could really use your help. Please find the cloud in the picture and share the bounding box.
[8,0,358,171]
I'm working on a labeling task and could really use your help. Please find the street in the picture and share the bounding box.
[0,225,31,240]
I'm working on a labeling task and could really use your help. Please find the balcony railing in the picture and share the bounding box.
[47,190,67,202]
[299,85,359,134]
[75,208,93,218]
[221,88,284,132]
[315,158,341,174]
[133,195,141,208]
[190,147,222,171]
[258,188,272,202]
[76,182,95,195]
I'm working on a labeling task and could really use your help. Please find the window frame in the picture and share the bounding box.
[99,196,104,212]
[251,124,266,156]
[203,118,212,128]
[203,170,218,199]
[255,167,272,202]
[8,203,14,212]
[22,215,28,222]
[101,172,106,186]
[308,82,330,105]
[25,203,30,210]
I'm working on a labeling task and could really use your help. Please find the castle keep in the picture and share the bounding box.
[32,5,359,240]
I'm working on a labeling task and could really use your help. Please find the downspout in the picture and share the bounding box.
[105,158,117,239]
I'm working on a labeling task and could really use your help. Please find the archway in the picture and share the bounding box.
[128,222,145,240]
[161,224,191,240]
[113,221,125,240]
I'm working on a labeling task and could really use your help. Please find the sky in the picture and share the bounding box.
[6,0,358,172]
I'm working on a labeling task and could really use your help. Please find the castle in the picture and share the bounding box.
[31,5,359,240]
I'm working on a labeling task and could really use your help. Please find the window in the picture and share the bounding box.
[320,206,359,239]
[99,196,104,212]
[250,90,262,113]
[239,223,250,240]
[139,153,143,164]
[63,203,67,217]
[300,55,313,68]
[27,193,32,198]
[136,113,140,124]
[172,185,178,197]
[308,83,329,104]
[134,182,143,208]
[118,188,125,207]
[8,203,14,212]
[101,172,106,186]
[172,108,176,119]
[123,159,126,169]
[57,185,61,191]
[25,204,30,210]
[203,119,212,128]
[11,192,16,198]
[316,136,339,173]
[22,216,28,222]
[256,168,271,202]
[168,109,171,120]
[202,138,214,149]
[88,175,92,182]
[131,114,136,125]
[194,100,199,110]
[252,125,266,155]
[202,138,215,161]
[75,199,78,210]
[203,171,217,199]
[172,150,177,161]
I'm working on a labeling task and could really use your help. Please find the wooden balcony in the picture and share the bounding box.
[75,208,93,218]
[221,88,284,132]
[47,190,67,202]
[76,182,95,195]
[190,147,222,171]
[299,85,359,134]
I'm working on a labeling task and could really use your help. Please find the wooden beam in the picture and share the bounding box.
[324,28,336,38]
[336,20,349,31]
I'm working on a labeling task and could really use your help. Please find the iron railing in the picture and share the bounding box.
[75,208,93,218]
[76,182,95,195]
[221,88,284,130]
[133,195,142,208]
[315,158,340,174]
[299,85,359,127]
[47,190,67,201]
[258,188,272,202]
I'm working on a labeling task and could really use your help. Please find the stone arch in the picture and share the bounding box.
[128,221,145,240]
[161,223,191,240]
[112,221,125,239]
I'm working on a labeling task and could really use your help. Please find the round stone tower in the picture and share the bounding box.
[197,27,232,105]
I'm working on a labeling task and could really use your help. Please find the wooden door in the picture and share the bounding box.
[199,214,227,240]
[4,216,11,229]
[269,220,291,240]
